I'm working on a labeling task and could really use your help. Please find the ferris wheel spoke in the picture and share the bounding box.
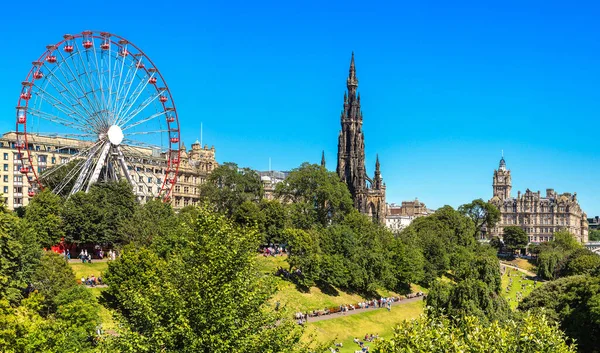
[114,146,135,188]
[121,111,167,131]
[35,73,93,125]
[114,71,150,126]
[57,147,101,196]
[109,52,129,118]
[54,159,87,195]
[117,90,162,126]
[56,49,103,116]
[29,86,86,125]
[113,61,143,122]
[49,60,100,117]
[69,142,105,195]
[71,47,107,121]
[27,107,94,133]
[126,129,170,136]
[42,68,102,129]
[41,140,103,183]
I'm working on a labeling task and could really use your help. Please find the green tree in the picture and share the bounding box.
[38,160,81,198]
[30,251,77,315]
[198,162,263,217]
[374,312,576,353]
[502,226,528,253]
[62,181,135,245]
[232,200,265,231]
[489,236,502,252]
[519,275,600,352]
[552,230,581,251]
[259,199,287,244]
[458,199,501,238]
[24,189,64,248]
[275,163,353,227]
[589,229,600,241]
[118,199,177,246]
[426,278,509,322]
[102,207,305,353]
[282,228,322,287]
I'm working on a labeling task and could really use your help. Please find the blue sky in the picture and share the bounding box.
[1,0,599,215]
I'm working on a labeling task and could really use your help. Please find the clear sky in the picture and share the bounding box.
[1,0,599,215]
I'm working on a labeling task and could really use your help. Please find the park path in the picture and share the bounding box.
[306,296,424,323]
[500,262,537,277]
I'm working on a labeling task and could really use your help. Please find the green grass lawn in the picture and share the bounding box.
[305,300,425,353]
[87,287,117,331]
[501,267,537,309]
[69,261,109,281]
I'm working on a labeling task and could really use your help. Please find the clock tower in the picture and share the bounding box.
[493,156,511,200]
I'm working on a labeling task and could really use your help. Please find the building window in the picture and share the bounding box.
[138,186,143,192]
[148,186,152,193]
[139,176,143,182]
[148,177,152,183]
[3,164,7,172]
[184,187,189,194]
[3,186,7,193]
[3,176,7,182]
[51,157,56,164]
[38,155,47,163]
[3,153,7,160]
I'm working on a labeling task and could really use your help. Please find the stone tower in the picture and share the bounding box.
[336,53,386,223]
[493,156,512,200]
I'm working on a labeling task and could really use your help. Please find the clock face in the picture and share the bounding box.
[498,176,504,182]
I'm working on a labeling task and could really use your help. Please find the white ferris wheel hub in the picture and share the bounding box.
[107,125,124,145]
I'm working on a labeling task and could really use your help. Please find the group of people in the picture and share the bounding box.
[262,244,286,257]
[294,292,427,324]
[351,334,378,352]
[81,275,102,287]
[78,249,93,263]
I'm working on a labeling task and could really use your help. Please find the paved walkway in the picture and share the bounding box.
[306,296,424,323]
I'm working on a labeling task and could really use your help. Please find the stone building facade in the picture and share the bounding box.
[385,199,433,232]
[336,53,386,223]
[0,132,217,210]
[170,141,218,208]
[488,156,588,243]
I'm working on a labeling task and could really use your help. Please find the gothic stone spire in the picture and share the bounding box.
[321,150,326,168]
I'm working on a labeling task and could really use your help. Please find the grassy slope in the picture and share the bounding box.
[501,267,537,309]
[306,300,425,353]
[258,255,425,313]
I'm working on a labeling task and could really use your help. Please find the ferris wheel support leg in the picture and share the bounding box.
[116,146,134,188]
[71,143,102,195]
[86,143,112,192]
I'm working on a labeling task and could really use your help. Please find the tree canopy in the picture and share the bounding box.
[458,199,500,238]
[101,207,305,353]
[374,312,576,353]
[198,162,263,217]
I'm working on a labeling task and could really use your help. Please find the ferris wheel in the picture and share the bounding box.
[15,30,181,201]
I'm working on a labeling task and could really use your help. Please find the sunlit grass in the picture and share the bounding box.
[501,267,537,309]
[305,300,425,353]
[69,261,109,281]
